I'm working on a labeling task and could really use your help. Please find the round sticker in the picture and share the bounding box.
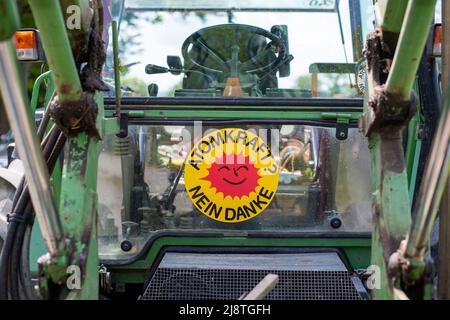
[185,128,279,223]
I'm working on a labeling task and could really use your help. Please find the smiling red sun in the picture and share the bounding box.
[203,152,261,199]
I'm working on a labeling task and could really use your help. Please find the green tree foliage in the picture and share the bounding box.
[121,76,149,96]
[296,74,312,91]
[319,74,355,97]
[296,73,356,98]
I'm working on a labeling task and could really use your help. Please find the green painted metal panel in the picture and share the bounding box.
[119,236,372,269]
[107,236,371,284]
[56,93,104,299]
[309,63,357,74]
[367,133,412,299]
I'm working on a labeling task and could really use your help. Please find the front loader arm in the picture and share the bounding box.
[363,0,437,299]
[28,0,108,299]
[0,0,107,299]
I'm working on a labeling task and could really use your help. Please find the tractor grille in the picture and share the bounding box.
[141,252,367,300]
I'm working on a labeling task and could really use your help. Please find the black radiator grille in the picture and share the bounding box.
[142,268,364,300]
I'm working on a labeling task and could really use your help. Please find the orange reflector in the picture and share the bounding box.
[14,30,39,61]
[15,31,37,49]
[433,24,442,57]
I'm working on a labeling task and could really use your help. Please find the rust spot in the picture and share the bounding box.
[365,86,417,139]
[65,138,90,175]
[365,28,394,86]
[363,29,417,137]
[48,93,101,140]
[60,83,73,95]
[50,5,107,140]
[372,202,405,294]
[380,131,406,173]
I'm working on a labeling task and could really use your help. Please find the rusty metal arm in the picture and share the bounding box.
[379,0,440,263]
[363,0,437,299]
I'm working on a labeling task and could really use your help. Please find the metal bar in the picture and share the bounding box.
[349,0,363,62]
[28,0,83,105]
[0,40,64,256]
[438,0,450,300]
[385,0,437,100]
[311,73,318,97]
[374,0,409,34]
[406,78,450,259]
[103,97,364,107]
[30,70,52,114]
[112,20,121,117]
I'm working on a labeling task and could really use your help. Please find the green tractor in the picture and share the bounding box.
[0,0,448,301]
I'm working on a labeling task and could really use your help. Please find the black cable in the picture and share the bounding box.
[18,224,33,300]
[37,109,51,141]
[46,132,67,170]
[10,129,64,300]
[10,126,59,215]
[7,129,59,299]
[9,202,32,300]
[11,179,25,212]
[14,131,66,300]
[0,126,62,300]
[0,213,18,299]
[11,109,52,211]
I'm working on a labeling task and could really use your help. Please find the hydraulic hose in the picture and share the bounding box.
[0,123,64,300]
[9,127,62,299]
[13,131,66,300]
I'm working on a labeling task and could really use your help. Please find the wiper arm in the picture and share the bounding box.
[161,156,187,211]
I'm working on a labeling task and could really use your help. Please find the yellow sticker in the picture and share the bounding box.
[185,128,279,223]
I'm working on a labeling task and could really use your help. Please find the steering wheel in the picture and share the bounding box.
[181,24,287,77]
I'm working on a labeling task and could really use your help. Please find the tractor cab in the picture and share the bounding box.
[94,0,374,300]
[4,0,442,302]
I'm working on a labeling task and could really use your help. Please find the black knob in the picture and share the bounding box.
[145,64,169,74]
[148,83,159,97]
[120,240,133,252]
[330,217,342,229]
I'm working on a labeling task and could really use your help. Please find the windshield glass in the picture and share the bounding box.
[97,123,372,261]
[104,0,361,99]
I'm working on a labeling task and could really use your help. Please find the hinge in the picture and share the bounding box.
[116,111,145,138]
[321,112,352,141]
[116,111,129,138]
